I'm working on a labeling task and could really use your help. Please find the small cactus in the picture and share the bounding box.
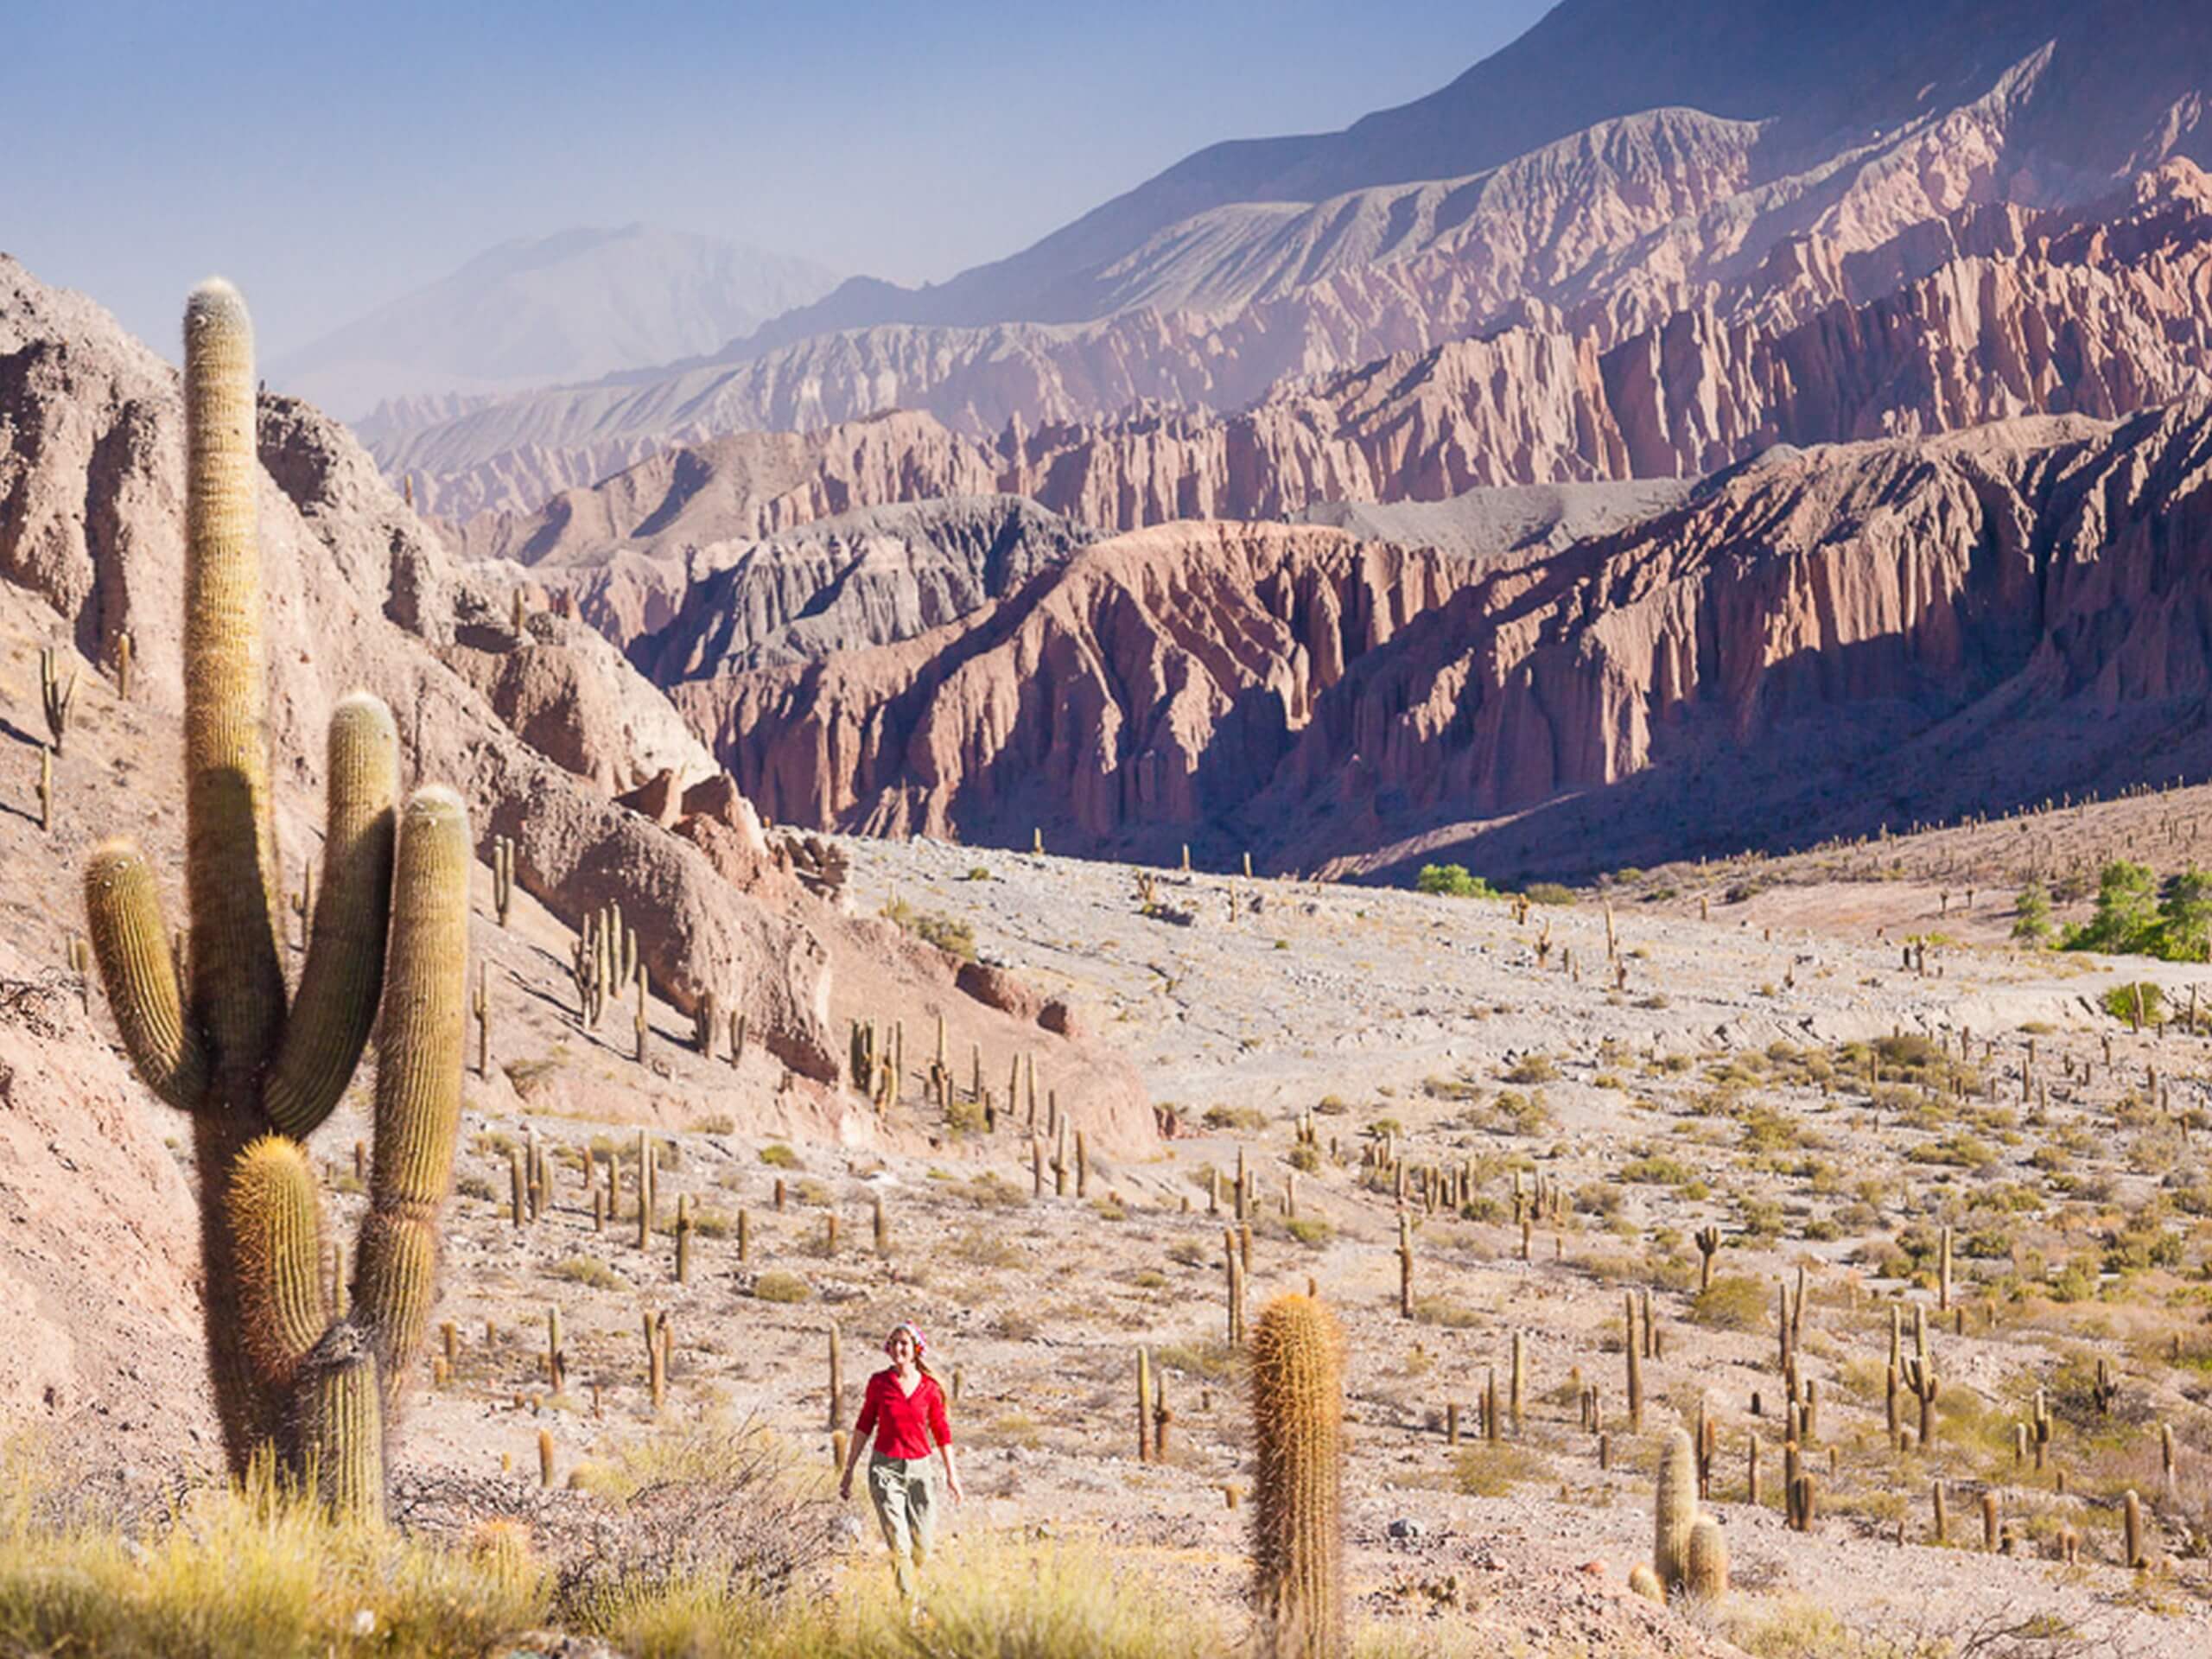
[473,963,491,1079]
[1685,1515,1727,1600]
[1624,1291,1644,1433]
[113,630,133,701]
[39,645,76,758]
[1627,1562,1663,1604]
[492,835,515,927]
[1694,1226,1722,1290]
[1250,1294,1344,1659]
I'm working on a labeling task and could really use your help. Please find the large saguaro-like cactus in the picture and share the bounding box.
[1250,1293,1345,1659]
[82,279,467,1522]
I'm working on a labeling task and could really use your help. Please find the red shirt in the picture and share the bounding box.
[855,1366,950,1459]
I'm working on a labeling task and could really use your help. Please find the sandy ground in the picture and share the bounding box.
[355,836,2212,1656]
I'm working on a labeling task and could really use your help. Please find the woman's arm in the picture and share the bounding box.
[840,1377,878,1500]
[836,1424,871,1503]
[931,1379,963,1502]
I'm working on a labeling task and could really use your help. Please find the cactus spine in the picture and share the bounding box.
[81,282,467,1518]
[1250,1294,1344,1659]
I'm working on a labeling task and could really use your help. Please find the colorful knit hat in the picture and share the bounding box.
[884,1321,928,1358]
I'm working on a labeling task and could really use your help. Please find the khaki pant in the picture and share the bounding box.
[868,1453,938,1597]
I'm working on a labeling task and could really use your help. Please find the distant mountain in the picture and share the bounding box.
[274,225,840,418]
[744,0,2212,339]
[371,0,2212,518]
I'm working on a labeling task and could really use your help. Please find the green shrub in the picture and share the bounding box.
[551,1255,626,1291]
[2100,982,2166,1025]
[751,1270,812,1303]
[1285,1217,1334,1248]
[1450,1442,1551,1497]
[1415,864,1495,899]
[1690,1274,1768,1332]
[759,1142,802,1168]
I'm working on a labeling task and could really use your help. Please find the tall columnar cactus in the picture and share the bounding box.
[1250,1294,1344,1659]
[82,281,468,1522]
[1655,1427,1698,1594]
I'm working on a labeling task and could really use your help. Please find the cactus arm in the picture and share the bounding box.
[83,839,208,1111]
[181,278,286,1101]
[264,694,399,1139]
[352,786,469,1408]
[226,1136,331,1392]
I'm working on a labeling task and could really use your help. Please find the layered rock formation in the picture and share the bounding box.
[677,401,2212,879]
[368,6,2212,519]
[441,165,2212,621]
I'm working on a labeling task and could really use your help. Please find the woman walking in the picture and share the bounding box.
[840,1321,963,1599]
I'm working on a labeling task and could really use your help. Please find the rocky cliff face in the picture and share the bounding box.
[680,401,2212,879]
[370,20,2212,520]
[442,165,2212,637]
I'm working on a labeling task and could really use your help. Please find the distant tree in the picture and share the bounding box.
[2154,868,2212,962]
[2010,880,2053,945]
[2060,861,2212,962]
[2063,861,2159,954]
[1416,864,1494,899]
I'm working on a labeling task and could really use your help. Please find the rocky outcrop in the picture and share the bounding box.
[0,253,1163,1447]
[630,496,1095,678]
[436,610,719,793]
[678,400,2212,878]
[671,521,1468,854]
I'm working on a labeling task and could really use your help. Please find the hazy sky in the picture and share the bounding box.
[6,0,1554,358]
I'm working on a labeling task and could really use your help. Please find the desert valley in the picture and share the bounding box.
[5,3,2212,1655]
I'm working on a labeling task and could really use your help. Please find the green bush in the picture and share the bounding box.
[751,1270,812,1303]
[758,1142,802,1168]
[2011,880,2054,944]
[1450,1442,1551,1497]
[1415,864,1496,899]
[2100,981,2166,1025]
[1690,1274,1768,1332]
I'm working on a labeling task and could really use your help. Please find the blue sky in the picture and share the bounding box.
[4,0,1554,356]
